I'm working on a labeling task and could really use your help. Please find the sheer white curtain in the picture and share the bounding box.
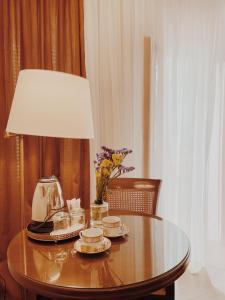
[84,0,225,293]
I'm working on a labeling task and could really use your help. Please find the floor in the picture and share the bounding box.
[176,269,225,300]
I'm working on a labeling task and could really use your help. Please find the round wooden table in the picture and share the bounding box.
[7,211,190,299]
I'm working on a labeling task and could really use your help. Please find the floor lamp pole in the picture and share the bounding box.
[5,132,27,300]
[18,134,27,300]
[19,134,25,229]
[5,132,25,229]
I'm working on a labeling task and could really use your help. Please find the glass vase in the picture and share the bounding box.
[90,201,109,227]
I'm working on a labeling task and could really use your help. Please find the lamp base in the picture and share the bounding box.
[27,220,53,233]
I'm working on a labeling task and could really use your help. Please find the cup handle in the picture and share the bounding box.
[79,231,83,239]
[120,224,125,232]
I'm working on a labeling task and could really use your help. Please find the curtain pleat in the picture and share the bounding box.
[0,0,89,265]
[0,0,22,260]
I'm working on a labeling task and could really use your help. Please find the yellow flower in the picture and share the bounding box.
[95,170,101,178]
[112,153,123,166]
[100,159,113,168]
[102,168,111,176]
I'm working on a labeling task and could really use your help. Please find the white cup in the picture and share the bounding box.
[70,208,85,226]
[102,216,123,236]
[79,228,103,243]
[53,212,70,231]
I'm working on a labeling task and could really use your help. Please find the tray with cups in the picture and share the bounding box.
[49,210,86,241]
[26,210,86,242]
[74,228,111,254]
[102,216,129,238]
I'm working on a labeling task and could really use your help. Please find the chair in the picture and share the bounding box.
[106,178,174,300]
[106,178,161,215]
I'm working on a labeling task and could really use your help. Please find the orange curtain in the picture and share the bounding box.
[0,0,90,260]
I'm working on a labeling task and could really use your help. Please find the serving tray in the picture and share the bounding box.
[26,223,84,242]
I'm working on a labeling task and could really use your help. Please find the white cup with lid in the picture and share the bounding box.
[102,216,123,236]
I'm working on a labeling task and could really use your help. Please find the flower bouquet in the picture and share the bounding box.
[91,146,134,226]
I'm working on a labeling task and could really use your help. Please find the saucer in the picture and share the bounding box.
[74,237,111,254]
[103,224,129,238]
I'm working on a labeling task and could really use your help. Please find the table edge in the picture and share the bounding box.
[7,213,190,299]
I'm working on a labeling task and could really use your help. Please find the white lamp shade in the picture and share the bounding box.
[6,69,94,139]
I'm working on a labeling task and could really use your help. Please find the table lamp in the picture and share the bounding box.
[5,69,94,230]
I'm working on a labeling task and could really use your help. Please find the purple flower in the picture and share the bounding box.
[101,146,132,155]
[118,165,135,174]
[101,146,115,153]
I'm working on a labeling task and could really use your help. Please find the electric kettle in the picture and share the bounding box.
[30,176,64,233]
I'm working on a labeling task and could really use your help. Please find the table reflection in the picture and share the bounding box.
[31,243,69,283]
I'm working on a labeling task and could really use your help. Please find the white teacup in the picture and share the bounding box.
[102,216,123,236]
[79,228,103,243]
[53,212,71,231]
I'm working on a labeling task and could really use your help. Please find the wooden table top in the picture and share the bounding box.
[7,211,190,299]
